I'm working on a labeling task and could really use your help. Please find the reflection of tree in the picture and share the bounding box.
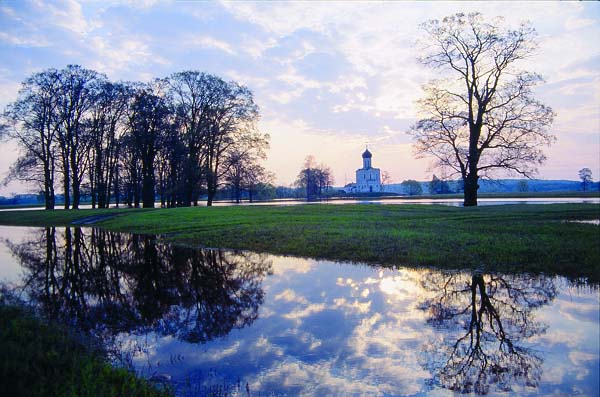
[419,270,557,394]
[5,227,271,343]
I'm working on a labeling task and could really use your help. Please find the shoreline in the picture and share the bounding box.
[0,203,598,282]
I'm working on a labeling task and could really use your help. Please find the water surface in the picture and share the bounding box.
[0,226,598,396]
[1,196,599,211]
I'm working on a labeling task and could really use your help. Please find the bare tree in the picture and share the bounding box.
[409,13,555,206]
[86,81,131,208]
[3,70,61,209]
[123,81,170,208]
[168,71,212,206]
[578,168,593,192]
[55,65,104,209]
[203,77,260,206]
[381,170,391,187]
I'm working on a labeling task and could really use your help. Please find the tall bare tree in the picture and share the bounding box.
[55,65,103,209]
[203,77,260,206]
[86,81,131,208]
[410,13,555,206]
[168,71,212,206]
[123,81,170,208]
[3,70,61,209]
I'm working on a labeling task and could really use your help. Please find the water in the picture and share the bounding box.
[1,196,599,211]
[0,226,598,396]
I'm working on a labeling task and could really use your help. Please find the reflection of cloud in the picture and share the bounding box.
[110,256,600,396]
[270,256,315,275]
[274,289,308,304]
[254,336,284,357]
[569,351,597,381]
[283,303,326,320]
[333,297,371,314]
[200,341,242,361]
[379,275,419,300]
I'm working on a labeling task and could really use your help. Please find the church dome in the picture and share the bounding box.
[362,149,372,158]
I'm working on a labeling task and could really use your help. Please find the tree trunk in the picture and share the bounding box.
[464,121,482,207]
[207,187,215,206]
[72,180,80,209]
[70,146,80,209]
[44,166,55,210]
[463,172,479,206]
[141,163,155,208]
[62,158,70,209]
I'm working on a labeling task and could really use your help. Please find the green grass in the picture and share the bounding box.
[0,302,172,397]
[0,203,598,281]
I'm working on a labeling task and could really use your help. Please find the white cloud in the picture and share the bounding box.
[565,16,596,31]
[0,32,48,47]
[86,35,170,76]
[185,35,236,55]
[34,0,93,35]
[0,0,598,188]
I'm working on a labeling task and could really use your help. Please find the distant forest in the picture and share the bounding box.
[1,65,270,209]
[1,177,597,207]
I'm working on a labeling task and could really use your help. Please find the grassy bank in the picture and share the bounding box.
[0,302,172,397]
[0,203,598,281]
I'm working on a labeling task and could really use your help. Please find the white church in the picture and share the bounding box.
[344,148,381,193]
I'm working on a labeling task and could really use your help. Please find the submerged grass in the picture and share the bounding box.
[0,203,598,281]
[0,302,172,397]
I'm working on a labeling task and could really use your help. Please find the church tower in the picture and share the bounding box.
[355,148,381,193]
[362,148,372,169]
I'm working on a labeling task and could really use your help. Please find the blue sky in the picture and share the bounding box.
[0,1,598,193]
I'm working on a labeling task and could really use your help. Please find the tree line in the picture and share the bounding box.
[1,65,269,209]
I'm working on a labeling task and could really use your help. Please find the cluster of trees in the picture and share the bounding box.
[400,175,460,196]
[400,180,422,196]
[1,65,269,209]
[295,155,334,201]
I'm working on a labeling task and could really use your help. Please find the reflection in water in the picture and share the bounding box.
[419,270,557,394]
[5,227,272,344]
[1,227,597,396]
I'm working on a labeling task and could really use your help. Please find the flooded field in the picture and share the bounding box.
[0,226,598,396]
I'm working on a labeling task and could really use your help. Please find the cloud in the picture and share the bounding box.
[32,0,94,35]
[0,32,48,47]
[85,35,170,76]
[0,0,598,192]
[185,35,236,55]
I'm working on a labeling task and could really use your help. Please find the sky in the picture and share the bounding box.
[0,0,598,194]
